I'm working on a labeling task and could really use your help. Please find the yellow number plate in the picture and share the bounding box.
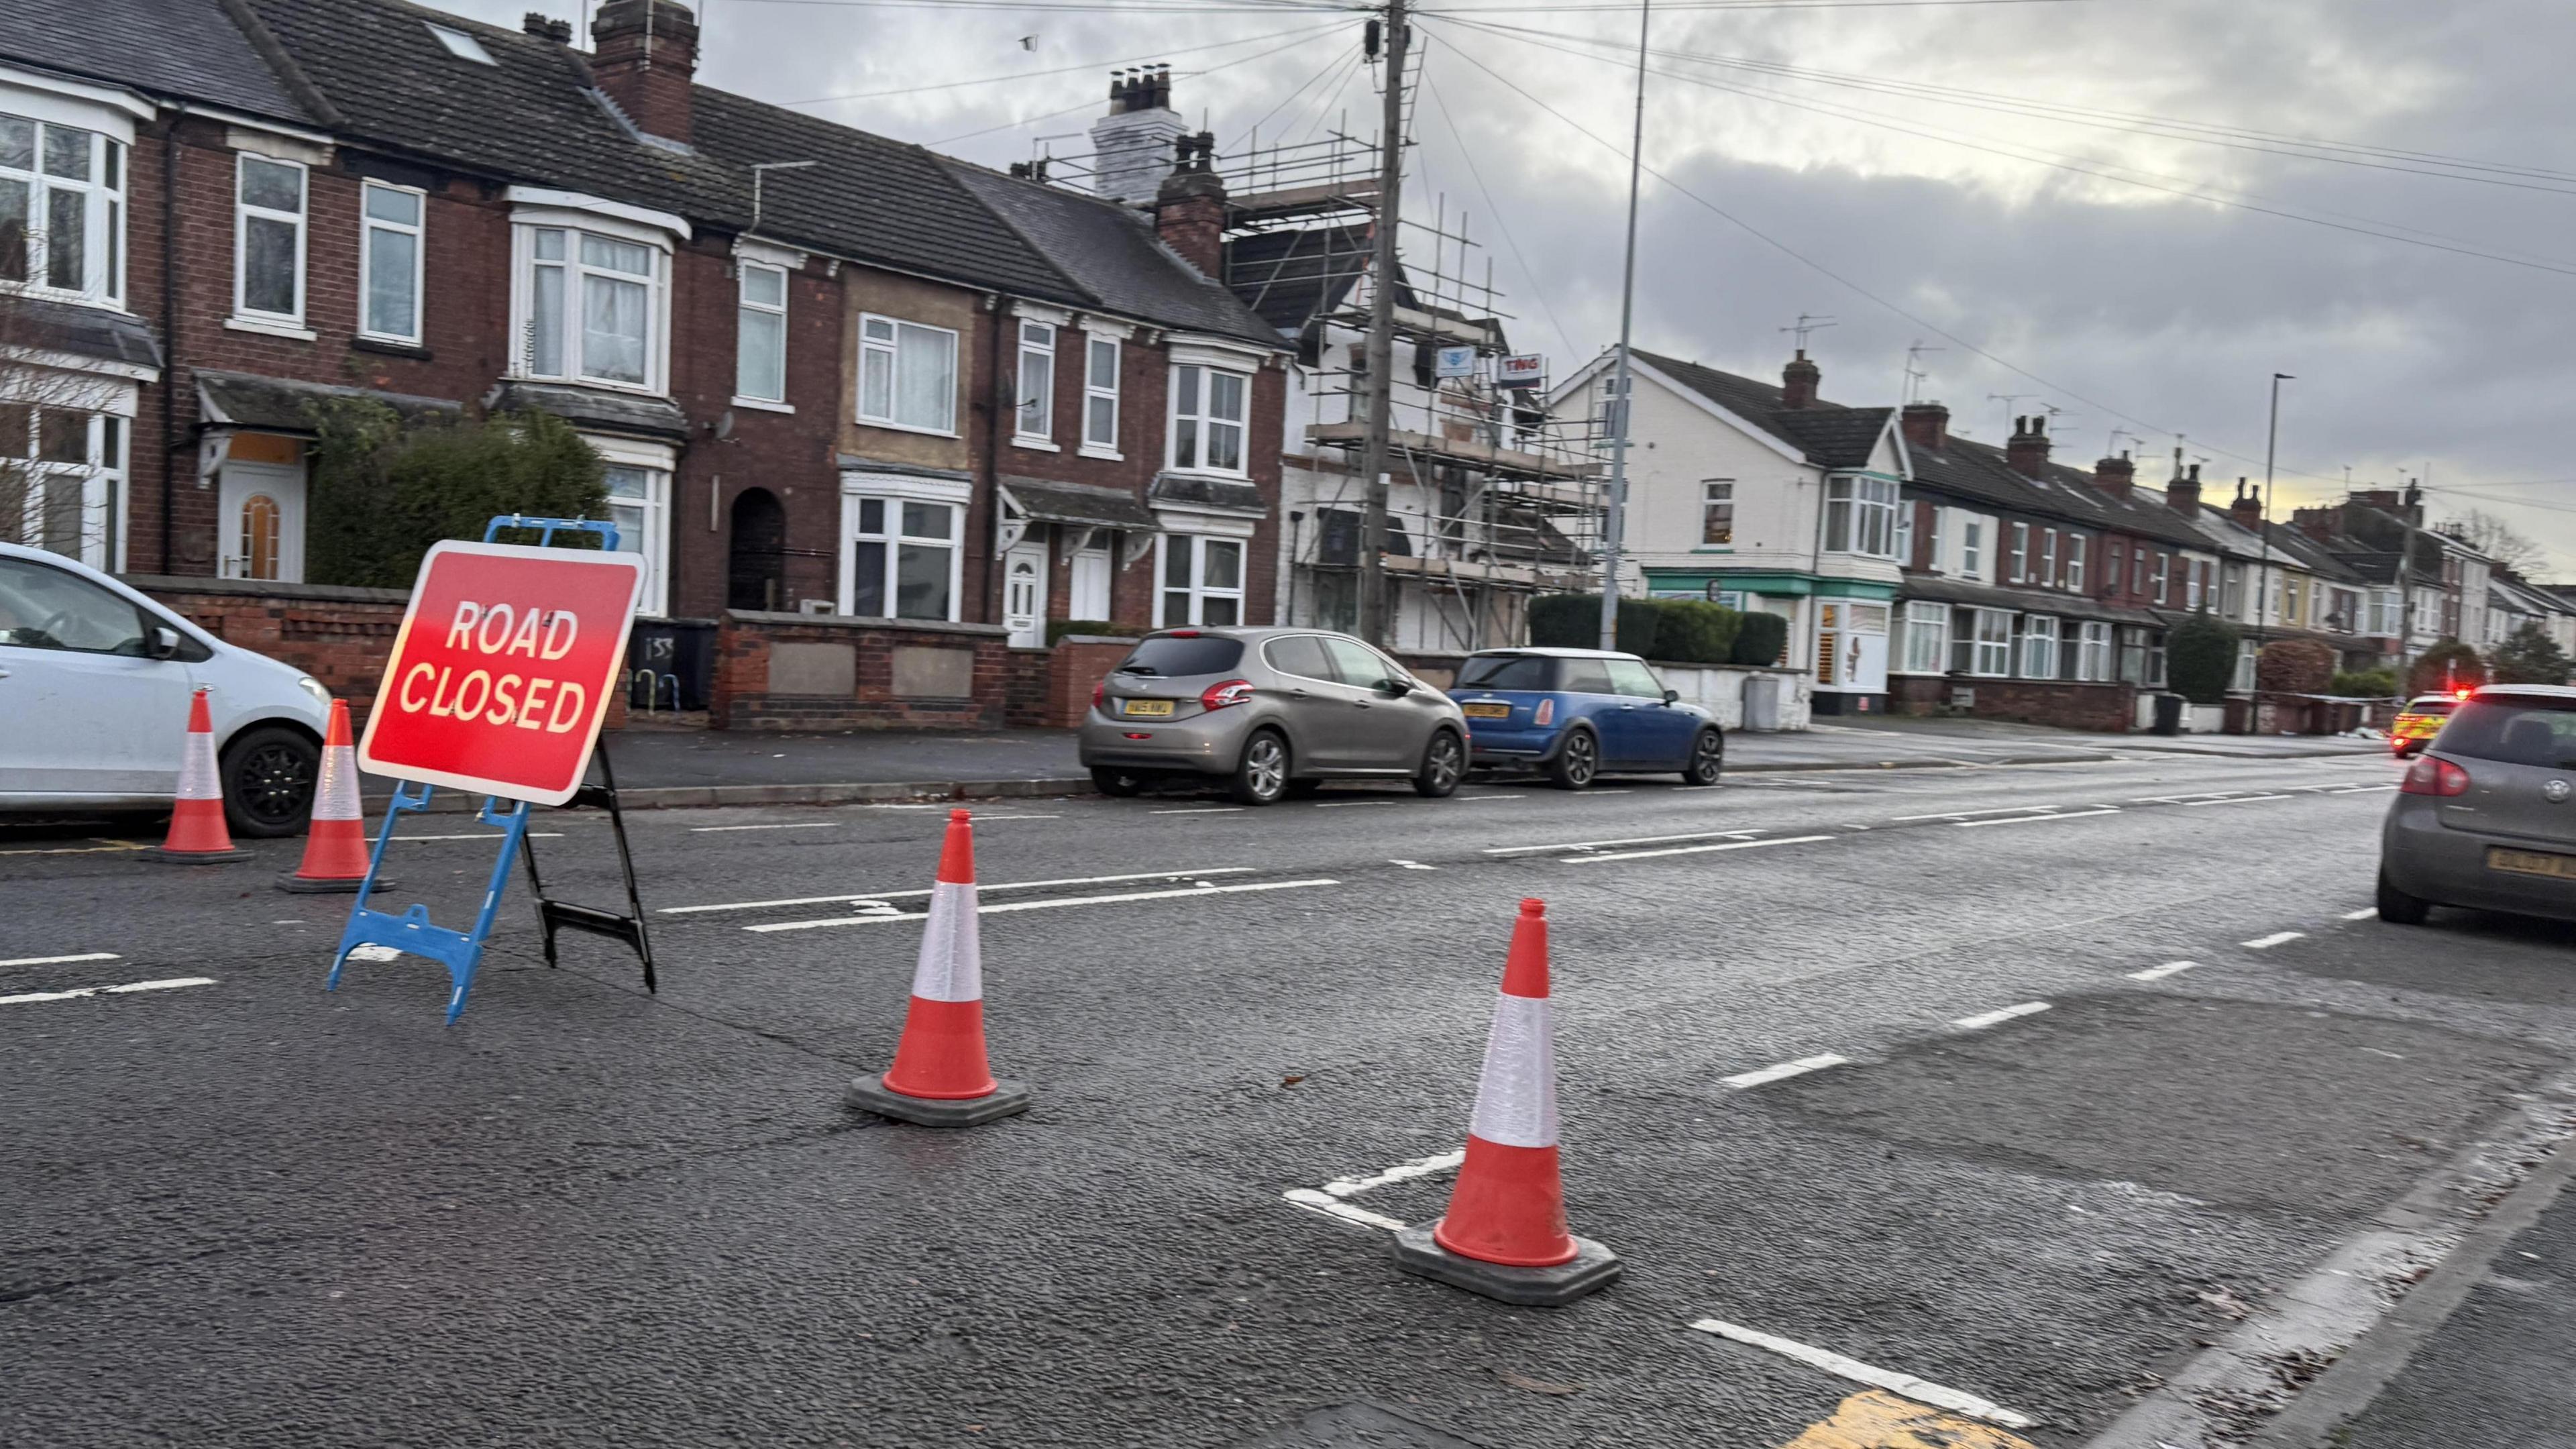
[2489,847,2576,881]
[1462,701,1512,719]
[1122,698,1175,718]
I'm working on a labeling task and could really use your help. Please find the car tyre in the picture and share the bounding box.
[1680,728,1725,786]
[2375,868,2431,924]
[1091,766,1148,798]
[219,724,319,839]
[1546,728,1599,790]
[1230,729,1291,806]
[1413,731,1465,798]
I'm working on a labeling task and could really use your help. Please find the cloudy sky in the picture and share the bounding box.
[432,0,2576,577]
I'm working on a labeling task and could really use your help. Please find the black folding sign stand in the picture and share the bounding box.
[519,737,656,994]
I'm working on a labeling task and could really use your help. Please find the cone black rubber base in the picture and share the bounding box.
[1391,1225,1621,1306]
[144,847,253,863]
[278,872,388,894]
[845,1074,1030,1127]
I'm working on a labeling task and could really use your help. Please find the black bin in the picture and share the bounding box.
[2150,692,2186,736]
[625,618,718,711]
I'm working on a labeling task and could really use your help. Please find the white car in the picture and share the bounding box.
[0,540,333,836]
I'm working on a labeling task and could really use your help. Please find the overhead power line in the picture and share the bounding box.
[776,21,1356,107]
[927,21,1345,144]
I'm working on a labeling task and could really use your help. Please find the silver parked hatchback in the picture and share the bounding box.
[2379,684,2576,925]
[1079,627,1470,805]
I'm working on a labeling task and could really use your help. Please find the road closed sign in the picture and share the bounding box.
[358,539,645,805]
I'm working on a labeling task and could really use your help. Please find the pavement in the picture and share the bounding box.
[7,745,2569,1449]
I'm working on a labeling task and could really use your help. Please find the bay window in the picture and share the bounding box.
[518,224,667,391]
[359,181,423,344]
[1900,600,1948,674]
[1168,363,1247,474]
[1,115,123,303]
[858,313,957,433]
[735,260,787,404]
[3,403,123,568]
[2076,621,2112,681]
[1824,475,1897,557]
[2019,614,2059,678]
[600,462,669,616]
[1970,608,2012,676]
[235,154,305,325]
[847,496,961,621]
[1015,319,1056,441]
[1157,533,1244,627]
[1083,332,1120,453]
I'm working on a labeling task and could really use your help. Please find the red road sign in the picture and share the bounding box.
[358,539,645,805]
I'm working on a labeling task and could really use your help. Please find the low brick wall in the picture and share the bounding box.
[1040,636,1138,729]
[710,610,1049,731]
[129,574,407,724]
[1892,674,2137,732]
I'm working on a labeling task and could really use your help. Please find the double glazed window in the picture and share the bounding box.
[1015,320,1055,440]
[236,155,305,324]
[1824,475,1897,557]
[1968,608,2012,676]
[522,226,664,390]
[360,182,423,344]
[1,116,122,302]
[1701,480,1735,545]
[2064,534,2086,592]
[859,315,958,433]
[736,262,788,403]
[2019,614,2059,678]
[1158,534,1243,627]
[1960,519,1984,580]
[2,403,124,568]
[602,464,668,616]
[2039,529,2058,586]
[2008,522,2030,582]
[849,497,960,621]
[1901,599,1948,674]
[1083,334,1120,451]
[2074,621,2112,681]
[1169,364,1247,474]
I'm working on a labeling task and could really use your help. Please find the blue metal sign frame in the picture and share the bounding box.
[326,515,620,1024]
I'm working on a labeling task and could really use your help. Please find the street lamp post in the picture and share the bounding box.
[2251,372,2292,718]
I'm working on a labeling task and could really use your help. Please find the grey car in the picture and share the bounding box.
[1079,627,1470,805]
[2379,684,2576,926]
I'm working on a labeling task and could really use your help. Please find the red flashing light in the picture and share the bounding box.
[2455,687,2473,700]
[2400,755,2470,797]
[1201,678,1254,711]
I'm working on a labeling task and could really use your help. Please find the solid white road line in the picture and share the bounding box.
[1686,1320,2037,1430]
[1566,834,1836,864]
[2342,907,2379,920]
[661,867,1257,915]
[1281,1188,1408,1232]
[1311,800,1393,808]
[0,976,216,1006]
[1952,1002,2053,1030]
[1722,1054,1849,1089]
[1454,794,1527,802]
[965,814,1061,820]
[1322,1148,1466,1198]
[745,877,1339,932]
[688,822,837,833]
[1956,808,2121,828]
[1485,828,1762,857]
[2242,930,2306,949]
[398,833,566,842]
[2183,793,2292,806]
[1150,807,1244,814]
[2128,961,2198,981]
[0,951,121,969]
[1389,859,1438,870]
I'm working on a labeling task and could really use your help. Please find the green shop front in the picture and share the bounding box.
[1644,569,1895,716]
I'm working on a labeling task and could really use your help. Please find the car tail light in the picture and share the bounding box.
[1091,680,1106,709]
[1169,629,1201,638]
[1535,698,1555,727]
[2400,755,2470,796]
[1201,678,1254,711]
[2455,687,2473,700]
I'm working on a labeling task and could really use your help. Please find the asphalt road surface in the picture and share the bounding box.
[6,751,2573,1448]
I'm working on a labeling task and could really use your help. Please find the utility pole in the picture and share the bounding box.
[1595,0,1652,649]
[2253,372,2292,659]
[1354,0,1410,647]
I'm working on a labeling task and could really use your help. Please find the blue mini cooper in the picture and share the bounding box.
[1446,647,1725,789]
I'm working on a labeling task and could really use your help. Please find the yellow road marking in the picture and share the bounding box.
[1781,1391,2039,1449]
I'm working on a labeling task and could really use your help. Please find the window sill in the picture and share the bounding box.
[731,396,795,415]
[513,372,671,399]
[225,316,315,341]
[1010,435,1061,453]
[1160,465,1252,482]
[855,417,961,440]
[1690,545,1733,553]
[353,335,430,360]
[1077,443,1124,462]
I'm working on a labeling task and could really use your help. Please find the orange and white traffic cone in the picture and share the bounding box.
[1392,898,1620,1305]
[148,686,251,863]
[279,700,387,893]
[845,808,1032,1126]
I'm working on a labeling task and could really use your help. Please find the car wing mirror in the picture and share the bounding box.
[1383,676,1415,696]
[1662,688,1680,704]
[146,625,181,660]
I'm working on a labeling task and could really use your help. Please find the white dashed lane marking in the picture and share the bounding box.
[1567,834,1836,864]
[1,977,216,1007]
[0,952,121,969]
[1956,808,2121,828]
[2342,907,2379,920]
[1686,1320,2037,1430]
[1951,1002,2053,1031]
[2129,961,2198,981]
[2242,930,2306,949]
[661,867,1258,915]
[1723,1054,1849,1089]
[688,822,836,833]
[745,878,1340,932]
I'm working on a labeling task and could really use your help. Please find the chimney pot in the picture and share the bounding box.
[1154,130,1226,276]
[2092,450,2135,498]
[2228,477,2264,528]
[2164,462,2202,516]
[592,0,698,142]
[2006,414,2051,479]
[1090,66,1183,205]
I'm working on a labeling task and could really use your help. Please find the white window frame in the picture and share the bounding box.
[1014,318,1057,447]
[356,179,425,345]
[840,492,965,623]
[586,435,673,617]
[856,312,960,436]
[1080,329,1122,458]
[1900,598,1948,674]
[2153,551,2172,606]
[1153,533,1246,627]
[512,216,672,394]
[1925,508,1944,575]
[3,401,125,570]
[1,114,125,305]
[733,259,790,407]
[1701,479,1735,547]
[1971,608,2012,676]
[2008,521,2030,582]
[2019,614,2059,679]
[1824,474,1897,558]
[2039,528,2057,588]
[1893,499,1913,566]
[1165,362,1251,478]
[1960,517,1985,581]
[2076,621,2112,681]
[232,152,307,329]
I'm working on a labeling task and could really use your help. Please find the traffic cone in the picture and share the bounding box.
[148,686,251,863]
[1391,898,1620,1305]
[279,700,388,893]
[845,808,1032,1127]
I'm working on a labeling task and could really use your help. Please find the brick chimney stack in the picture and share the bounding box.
[592,0,698,143]
[2005,415,2051,479]
[1780,350,1821,409]
[1898,400,1948,452]
[2165,461,2202,515]
[1155,131,1226,278]
[2291,504,2339,543]
[2094,449,2135,498]
[2229,477,2264,529]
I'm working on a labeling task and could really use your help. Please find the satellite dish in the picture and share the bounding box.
[713,409,735,441]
